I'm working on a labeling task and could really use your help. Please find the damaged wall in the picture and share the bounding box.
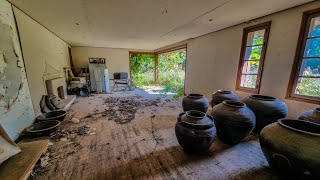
[185,1,320,118]
[13,7,71,115]
[0,0,35,140]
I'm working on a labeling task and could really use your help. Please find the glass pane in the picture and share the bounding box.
[304,38,320,57]
[242,61,260,74]
[308,16,320,37]
[240,75,257,88]
[247,29,265,46]
[299,58,320,77]
[244,45,262,60]
[295,77,320,97]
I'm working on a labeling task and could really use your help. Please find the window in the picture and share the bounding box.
[236,22,271,93]
[287,9,320,104]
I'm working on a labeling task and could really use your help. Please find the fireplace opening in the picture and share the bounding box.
[57,86,65,99]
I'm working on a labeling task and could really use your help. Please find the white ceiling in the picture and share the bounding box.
[9,0,314,50]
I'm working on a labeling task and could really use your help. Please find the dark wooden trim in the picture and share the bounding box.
[184,44,188,95]
[286,8,320,103]
[68,47,74,68]
[129,51,155,54]
[155,55,158,83]
[235,21,272,94]
[286,96,320,105]
[128,52,132,79]
[156,44,187,54]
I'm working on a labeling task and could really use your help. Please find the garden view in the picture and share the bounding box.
[130,49,186,97]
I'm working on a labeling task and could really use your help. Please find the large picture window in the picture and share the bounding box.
[236,22,271,93]
[287,9,320,104]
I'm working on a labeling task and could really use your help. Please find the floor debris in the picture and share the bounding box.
[83,95,160,124]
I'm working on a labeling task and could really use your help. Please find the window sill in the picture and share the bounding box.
[285,95,320,105]
[235,87,259,94]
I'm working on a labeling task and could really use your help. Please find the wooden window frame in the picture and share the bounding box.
[236,21,271,94]
[286,8,320,105]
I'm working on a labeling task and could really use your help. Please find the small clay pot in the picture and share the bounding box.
[298,107,320,124]
[175,110,216,153]
[25,120,61,137]
[37,110,67,121]
[182,94,209,113]
[260,119,320,179]
[211,90,240,107]
[211,100,256,144]
[242,95,288,133]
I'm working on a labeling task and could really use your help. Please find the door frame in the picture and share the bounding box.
[129,44,187,93]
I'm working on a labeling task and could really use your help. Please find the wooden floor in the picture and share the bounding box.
[30,89,282,180]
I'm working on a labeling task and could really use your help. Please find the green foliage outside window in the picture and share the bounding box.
[129,50,186,96]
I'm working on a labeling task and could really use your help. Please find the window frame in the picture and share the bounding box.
[286,8,320,104]
[236,21,271,94]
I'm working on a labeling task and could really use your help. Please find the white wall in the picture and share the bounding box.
[13,7,71,115]
[72,47,138,83]
[0,0,35,140]
[185,1,320,118]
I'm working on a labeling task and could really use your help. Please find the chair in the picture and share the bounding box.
[111,72,131,91]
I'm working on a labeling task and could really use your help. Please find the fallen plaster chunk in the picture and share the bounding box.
[70,118,80,124]
[60,138,68,142]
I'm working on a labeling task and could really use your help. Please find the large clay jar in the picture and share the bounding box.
[242,95,288,133]
[298,107,320,124]
[260,119,320,179]
[211,90,240,107]
[182,94,209,113]
[211,100,256,144]
[175,110,216,153]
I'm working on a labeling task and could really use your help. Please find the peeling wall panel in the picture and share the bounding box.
[0,0,35,140]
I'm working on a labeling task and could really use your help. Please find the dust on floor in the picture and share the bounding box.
[28,89,282,180]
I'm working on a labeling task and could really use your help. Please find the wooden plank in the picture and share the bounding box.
[0,140,49,180]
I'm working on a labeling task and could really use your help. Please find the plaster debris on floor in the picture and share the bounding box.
[27,89,280,180]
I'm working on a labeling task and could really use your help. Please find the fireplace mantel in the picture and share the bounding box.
[43,73,64,81]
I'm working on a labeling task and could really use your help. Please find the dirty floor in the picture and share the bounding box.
[29,89,282,180]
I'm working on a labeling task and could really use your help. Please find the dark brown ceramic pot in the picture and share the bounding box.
[298,107,320,124]
[211,90,240,107]
[260,119,320,179]
[242,95,288,133]
[175,110,216,153]
[182,94,209,113]
[211,100,256,145]
[36,110,67,122]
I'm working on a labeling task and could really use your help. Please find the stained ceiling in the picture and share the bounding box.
[9,0,314,50]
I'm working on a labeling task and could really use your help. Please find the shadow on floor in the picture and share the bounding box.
[94,134,279,179]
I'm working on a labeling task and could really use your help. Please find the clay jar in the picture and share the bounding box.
[260,119,320,179]
[298,107,320,124]
[211,100,256,144]
[242,95,288,133]
[175,110,216,153]
[211,90,240,107]
[182,94,209,113]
